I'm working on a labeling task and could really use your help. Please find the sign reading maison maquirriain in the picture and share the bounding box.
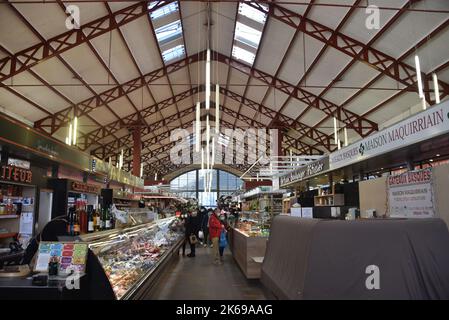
[330,100,449,170]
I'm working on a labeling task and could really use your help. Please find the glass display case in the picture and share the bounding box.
[236,211,271,237]
[84,217,184,299]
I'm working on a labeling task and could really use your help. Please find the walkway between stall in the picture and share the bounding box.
[145,246,268,300]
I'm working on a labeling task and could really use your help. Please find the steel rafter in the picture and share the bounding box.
[35,51,206,134]
[247,2,449,97]
[273,0,363,129]
[308,18,449,138]
[258,0,316,123]
[88,84,327,159]
[214,51,378,137]
[0,1,175,84]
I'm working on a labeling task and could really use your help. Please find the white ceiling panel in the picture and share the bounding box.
[108,1,139,13]
[119,16,164,75]
[90,30,141,83]
[181,1,207,57]
[281,98,308,119]
[0,5,40,53]
[240,106,256,120]
[107,96,135,118]
[278,1,311,16]
[60,43,116,93]
[307,0,356,30]
[264,89,289,112]
[299,107,327,127]
[13,3,67,40]
[0,88,49,121]
[226,68,249,96]
[305,47,353,94]
[72,2,108,24]
[340,0,408,45]
[211,2,238,57]
[244,78,269,104]
[255,19,296,76]
[373,1,449,59]
[127,86,155,109]
[30,58,93,103]
[88,105,117,126]
[278,33,326,85]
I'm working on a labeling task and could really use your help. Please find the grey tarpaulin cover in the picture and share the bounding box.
[261,216,449,299]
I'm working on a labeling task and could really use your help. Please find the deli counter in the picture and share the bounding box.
[231,211,270,279]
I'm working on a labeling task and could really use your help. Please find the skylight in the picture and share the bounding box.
[235,22,262,48]
[238,3,268,24]
[232,46,256,65]
[162,45,185,62]
[155,20,183,45]
[150,2,179,20]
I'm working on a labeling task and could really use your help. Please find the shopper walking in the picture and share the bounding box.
[198,206,209,247]
[218,213,229,262]
[209,208,224,265]
[183,210,201,257]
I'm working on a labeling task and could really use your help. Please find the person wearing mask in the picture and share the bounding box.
[183,210,200,257]
[199,206,209,247]
[208,208,224,265]
[218,213,230,262]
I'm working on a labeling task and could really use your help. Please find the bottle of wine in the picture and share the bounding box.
[67,207,74,236]
[105,206,111,230]
[92,205,98,232]
[73,209,80,236]
[87,205,94,233]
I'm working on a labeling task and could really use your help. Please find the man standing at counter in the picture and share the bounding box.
[209,208,224,265]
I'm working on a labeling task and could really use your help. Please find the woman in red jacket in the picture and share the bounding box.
[208,208,224,265]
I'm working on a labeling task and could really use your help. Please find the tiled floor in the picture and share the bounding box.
[145,245,268,300]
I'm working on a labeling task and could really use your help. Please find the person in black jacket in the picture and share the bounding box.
[198,207,209,247]
[182,210,201,257]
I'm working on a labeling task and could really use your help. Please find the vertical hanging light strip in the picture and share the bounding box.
[333,117,338,149]
[433,73,441,104]
[140,163,143,178]
[195,102,201,152]
[205,49,211,110]
[415,55,424,99]
[73,117,78,146]
[215,84,220,133]
[119,149,124,170]
[206,115,210,170]
[155,172,158,181]
[211,137,215,166]
[344,127,348,147]
[68,123,73,146]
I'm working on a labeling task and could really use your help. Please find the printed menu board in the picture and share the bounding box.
[34,242,88,274]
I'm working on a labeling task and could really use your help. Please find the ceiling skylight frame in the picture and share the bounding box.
[149,1,179,20]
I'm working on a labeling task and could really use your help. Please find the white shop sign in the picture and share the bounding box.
[387,168,434,218]
[329,100,449,170]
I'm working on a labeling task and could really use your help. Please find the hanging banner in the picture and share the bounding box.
[330,100,449,170]
[387,168,434,218]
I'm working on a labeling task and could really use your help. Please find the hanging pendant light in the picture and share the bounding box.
[195,102,201,152]
[205,49,211,110]
[333,117,338,147]
[415,55,424,99]
[344,127,348,147]
[211,137,215,166]
[72,116,78,146]
[206,115,210,170]
[68,123,73,146]
[433,73,440,104]
[215,84,220,134]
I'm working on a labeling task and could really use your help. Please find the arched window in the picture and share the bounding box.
[170,169,243,207]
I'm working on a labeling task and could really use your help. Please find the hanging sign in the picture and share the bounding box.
[280,157,329,187]
[1,165,33,184]
[71,181,100,194]
[387,168,434,218]
[330,100,449,170]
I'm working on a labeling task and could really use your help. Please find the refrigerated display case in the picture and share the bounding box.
[82,217,184,299]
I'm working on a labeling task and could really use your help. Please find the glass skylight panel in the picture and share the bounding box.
[238,3,268,24]
[150,2,179,20]
[155,20,183,45]
[235,22,262,48]
[162,44,185,62]
[232,46,255,64]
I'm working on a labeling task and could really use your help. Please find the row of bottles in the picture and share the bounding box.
[67,200,115,236]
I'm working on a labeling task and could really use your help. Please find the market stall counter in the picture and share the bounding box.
[261,216,449,299]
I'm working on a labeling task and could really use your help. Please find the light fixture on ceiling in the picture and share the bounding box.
[436,154,440,157]
[140,163,144,178]
[433,73,440,104]
[196,101,200,152]
[119,149,124,170]
[333,117,340,150]
[65,116,78,146]
[415,55,424,99]
[155,172,158,181]
[206,49,211,110]
[344,127,348,147]
[215,84,220,134]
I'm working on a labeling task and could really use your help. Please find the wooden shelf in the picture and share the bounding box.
[0,215,19,219]
[0,232,18,239]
